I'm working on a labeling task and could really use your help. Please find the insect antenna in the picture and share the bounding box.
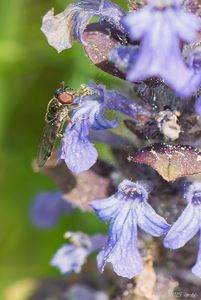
[60,80,65,88]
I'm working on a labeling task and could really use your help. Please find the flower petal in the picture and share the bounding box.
[195,96,201,116]
[103,88,149,119]
[89,81,150,119]
[136,201,170,237]
[90,234,108,252]
[187,46,201,71]
[171,8,201,42]
[123,9,151,40]
[90,109,117,130]
[97,201,143,278]
[90,193,124,222]
[164,203,200,249]
[192,232,201,278]
[90,130,130,148]
[60,120,98,174]
[66,285,109,300]
[50,244,89,274]
[72,98,117,130]
[108,45,139,74]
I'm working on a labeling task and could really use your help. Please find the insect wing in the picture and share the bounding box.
[36,98,61,167]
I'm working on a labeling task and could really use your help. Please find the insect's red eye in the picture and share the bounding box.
[58,92,73,104]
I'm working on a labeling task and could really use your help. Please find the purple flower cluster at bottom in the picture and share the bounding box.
[91,180,201,279]
[44,181,201,279]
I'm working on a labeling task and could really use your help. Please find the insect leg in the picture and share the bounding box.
[68,103,80,110]
[56,133,64,138]
[75,85,93,103]
[56,116,74,138]
[66,115,74,124]
[45,116,58,123]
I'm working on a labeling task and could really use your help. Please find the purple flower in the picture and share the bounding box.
[90,130,130,149]
[195,96,201,116]
[182,45,201,97]
[123,0,201,97]
[66,285,109,300]
[50,231,107,274]
[59,82,147,174]
[41,0,125,53]
[187,46,201,72]
[164,182,201,278]
[192,231,201,278]
[108,45,139,74]
[90,179,170,278]
[30,191,73,229]
[51,244,88,274]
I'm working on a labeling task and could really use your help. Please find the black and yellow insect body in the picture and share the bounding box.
[36,84,92,168]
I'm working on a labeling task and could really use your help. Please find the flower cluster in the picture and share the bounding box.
[42,0,201,97]
[90,180,201,279]
[39,0,201,289]
[47,180,201,279]
[51,231,107,274]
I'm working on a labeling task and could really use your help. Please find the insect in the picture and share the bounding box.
[36,83,92,168]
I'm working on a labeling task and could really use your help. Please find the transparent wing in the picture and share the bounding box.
[36,98,61,168]
[36,118,60,167]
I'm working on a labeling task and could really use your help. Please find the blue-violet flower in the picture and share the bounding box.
[41,0,125,53]
[195,96,201,116]
[91,179,170,278]
[164,182,201,278]
[51,231,107,274]
[30,191,73,229]
[59,81,148,174]
[123,0,201,96]
[108,45,139,74]
[66,285,109,300]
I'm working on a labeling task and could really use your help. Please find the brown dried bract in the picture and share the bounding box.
[33,151,113,211]
[130,143,201,182]
[83,22,126,79]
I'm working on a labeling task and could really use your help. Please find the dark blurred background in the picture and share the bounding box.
[0,0,127,299]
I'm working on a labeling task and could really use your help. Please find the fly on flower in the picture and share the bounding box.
[36,83,92,168]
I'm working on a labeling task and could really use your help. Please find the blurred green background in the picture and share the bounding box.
[0,0,127,299]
